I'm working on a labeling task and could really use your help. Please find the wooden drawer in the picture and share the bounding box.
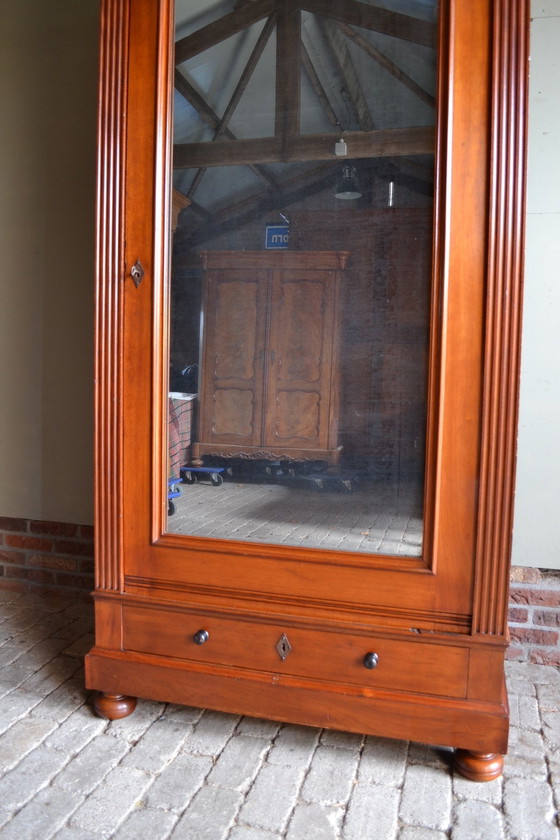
[122,605,468,699]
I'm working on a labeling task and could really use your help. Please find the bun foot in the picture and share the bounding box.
[454,750,504,781]
[93,692,137,720]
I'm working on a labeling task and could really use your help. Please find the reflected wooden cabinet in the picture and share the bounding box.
[85,0,529,782]
[193,251,347,466]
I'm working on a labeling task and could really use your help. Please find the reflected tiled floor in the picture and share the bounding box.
[168,476,423,556]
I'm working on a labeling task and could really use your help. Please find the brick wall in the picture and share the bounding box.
[0,517,93,601]
[507,567,560,667]
[1,516,559,665]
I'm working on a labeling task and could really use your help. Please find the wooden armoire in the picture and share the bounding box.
[85,0,529,781]
[192,250,347,467]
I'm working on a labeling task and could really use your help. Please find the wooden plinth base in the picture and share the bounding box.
[454,750,504,781]
[89,686,505,782]
[93,693,137,720]
[86,648,510,763]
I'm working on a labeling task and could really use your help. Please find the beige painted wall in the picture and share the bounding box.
[511,0,560,569]
[0,1,99,524]
[0,1,558,569]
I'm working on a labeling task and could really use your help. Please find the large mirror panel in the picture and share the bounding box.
[166,0,438,557]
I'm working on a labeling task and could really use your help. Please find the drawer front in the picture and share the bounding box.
[122,605,468,699]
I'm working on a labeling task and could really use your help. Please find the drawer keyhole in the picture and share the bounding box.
[276,633,292,661]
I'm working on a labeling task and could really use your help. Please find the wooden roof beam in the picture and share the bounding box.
[301,42,341,128]
[216,15,276,140]
[184,15,276,202]
[336,21,436,110]
[174,0,436,65]
[319,17,375,131]
[215,162,336,226]
[300,0,437,49]
[175,0,276,64]
[275,1,302,141]
[180,162,339,246]
[173,125,435,168]
[174,72,279,192]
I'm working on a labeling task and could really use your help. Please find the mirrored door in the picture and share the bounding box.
[166,0,439,558]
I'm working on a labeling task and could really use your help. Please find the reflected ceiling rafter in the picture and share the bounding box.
[180,161,340,248]
[179,155,436,248]
[185,13,277,202]
[216,14,276,138]
[299,0,437,48]
[301,41,341,129]
[174,1,437,169]
[185,198,213,223]
[175,0,276,64]
[174,126,434,168]
[336,21,436,110]
[275,0,302,143]
[174,71,280,193]
[317,16,376,131]
[175,0,436,64]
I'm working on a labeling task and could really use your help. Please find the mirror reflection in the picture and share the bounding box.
[166,0,438,557]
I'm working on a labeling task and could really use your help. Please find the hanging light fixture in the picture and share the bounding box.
[335,165,361,200]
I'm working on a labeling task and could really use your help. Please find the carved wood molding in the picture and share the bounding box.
[121,578,472,634]
[95,0,130,592]
[472,0,529,637]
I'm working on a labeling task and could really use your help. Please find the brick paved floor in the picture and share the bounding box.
[0,590,559,839]
[168,477,424,557]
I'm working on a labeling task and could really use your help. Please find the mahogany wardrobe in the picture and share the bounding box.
[86,0,529,781]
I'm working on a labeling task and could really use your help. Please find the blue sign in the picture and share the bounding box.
[265,225,289,249]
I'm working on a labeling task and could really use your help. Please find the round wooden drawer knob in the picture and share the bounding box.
[363,652,379,669]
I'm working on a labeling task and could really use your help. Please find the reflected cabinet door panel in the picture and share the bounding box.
[87,0,529,778]
[266,265,341,453]
[198,266,266,450]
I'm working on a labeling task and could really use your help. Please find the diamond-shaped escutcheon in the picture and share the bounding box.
[276,633,292,661]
